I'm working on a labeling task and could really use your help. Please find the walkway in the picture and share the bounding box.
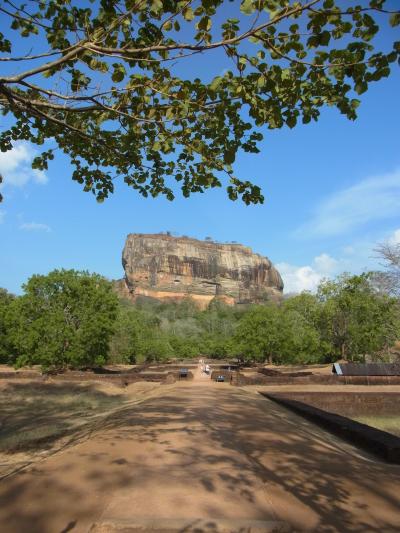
[0,385,399,532]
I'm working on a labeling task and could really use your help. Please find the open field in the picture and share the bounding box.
[0,379,166,479]
[352,416,400,437]
[0,381,123,453]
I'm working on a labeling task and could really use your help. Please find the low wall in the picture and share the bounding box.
[0,370,165,386]
[263,393,400,464]
[210,370,232,382]
[265,392,400,416]
[233,372,400,386]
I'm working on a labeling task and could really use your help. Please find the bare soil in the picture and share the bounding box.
[0,379,399,532]
[0,379,163,479]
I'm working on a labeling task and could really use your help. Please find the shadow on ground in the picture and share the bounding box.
[0,382,124,453]
[0,385,399,532]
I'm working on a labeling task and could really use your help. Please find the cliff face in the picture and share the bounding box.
[120,233,283,307]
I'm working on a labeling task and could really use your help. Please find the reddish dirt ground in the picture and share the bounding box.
[0,381,400,532]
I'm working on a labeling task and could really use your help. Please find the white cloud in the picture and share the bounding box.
[278,253,344,293]
[0,142,48,188]
[297,169,400,238]
[20,222,51,233]
[279,227,400,294]
[388,228,400,245]
[313,253,338,275]
[277,262,323,293]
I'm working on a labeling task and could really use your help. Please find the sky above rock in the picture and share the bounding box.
[1,5,399,295]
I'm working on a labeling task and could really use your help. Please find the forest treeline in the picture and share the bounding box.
[0,269,399,371]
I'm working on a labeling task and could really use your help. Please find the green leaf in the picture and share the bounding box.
[197,16,211,32]
[183,7,194,21]
[224,149,235,164]
[390,13,400,27]
[319,31,330,46]
[240,0,254,15]
[354,81,367,95]
[210,76,223,91]
[111,64,126,83]
[164,20,172,31]
[286,115,297,128]
[151,0,163,13]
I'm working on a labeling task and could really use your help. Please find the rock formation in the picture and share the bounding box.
[118,233,283,308]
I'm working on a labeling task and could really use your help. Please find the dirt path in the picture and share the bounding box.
[0,384,400,532]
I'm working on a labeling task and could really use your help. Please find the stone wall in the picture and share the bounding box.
[232,372,400,386]
[264,393,400,463]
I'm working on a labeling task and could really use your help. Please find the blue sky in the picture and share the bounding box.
[1,4,400,294]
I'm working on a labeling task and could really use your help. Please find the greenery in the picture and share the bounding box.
[5,269,118,370]
[317,273,399,361]
[0,1,399,204]
[107,273,400,364]
[0,270,398,369]
[0,288,16,363]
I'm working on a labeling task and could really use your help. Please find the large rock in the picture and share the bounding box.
[119,233,283,308]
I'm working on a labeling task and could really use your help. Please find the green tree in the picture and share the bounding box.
[168,335,200,358]
[278,307,321,363]
[234,304,281,363]
[136,335,174,363]
[0,1,398,204]
[282,292,333,361]
[0,288,16,363]
[9,269,118,371]
[108,306,146,364]
[317,273,399,361]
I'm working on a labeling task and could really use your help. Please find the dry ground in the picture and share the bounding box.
[0,380,164,480]
[0,376,400,532]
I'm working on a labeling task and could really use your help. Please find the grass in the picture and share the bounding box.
[352,415,400,437]
[0,382,124,453]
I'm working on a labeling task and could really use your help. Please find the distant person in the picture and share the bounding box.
[205,364,210,375]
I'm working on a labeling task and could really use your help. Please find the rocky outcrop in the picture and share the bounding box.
[119,233,283,308]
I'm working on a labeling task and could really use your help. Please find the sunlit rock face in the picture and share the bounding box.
[119,233,283,308]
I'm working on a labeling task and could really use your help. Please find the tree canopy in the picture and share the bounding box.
[8,269,118,370]
[0,288,16,363]
[317,273,398,361]
[0,0,399,204]
[1,270,399,370]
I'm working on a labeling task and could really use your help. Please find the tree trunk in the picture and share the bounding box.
[268,354,273,365]
[341,342,346,361]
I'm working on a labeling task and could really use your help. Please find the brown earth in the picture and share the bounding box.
[0,378,400,532]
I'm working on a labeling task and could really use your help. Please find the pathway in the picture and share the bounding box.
[0,384,399,532]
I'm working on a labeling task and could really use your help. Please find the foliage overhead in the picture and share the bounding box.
[0,1,399,204]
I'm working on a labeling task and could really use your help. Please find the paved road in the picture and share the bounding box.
[0,384,400,532]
